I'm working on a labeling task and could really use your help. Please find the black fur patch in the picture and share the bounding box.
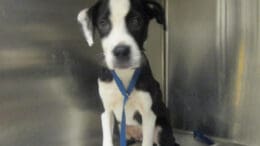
[98,67,113,82]
[133,111,142,124]
[88,0,112,38]
[127,138,139,146]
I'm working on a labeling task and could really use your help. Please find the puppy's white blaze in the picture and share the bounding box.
[102,0,141,69]
[109,0,130,22]
[78,8,94,47]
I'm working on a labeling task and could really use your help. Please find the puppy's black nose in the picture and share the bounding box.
[113,45,130,60]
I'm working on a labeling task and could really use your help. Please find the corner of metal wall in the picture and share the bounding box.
[163,0,170,106]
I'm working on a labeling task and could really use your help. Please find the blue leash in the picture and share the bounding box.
[111,68,141,146]
[193,130,215,145]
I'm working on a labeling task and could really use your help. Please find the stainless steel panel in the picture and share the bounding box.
[0,0,164,146]
[167,0,260,145]
[0,0,103,145]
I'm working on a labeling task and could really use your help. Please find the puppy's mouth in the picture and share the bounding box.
[104,50,142,69]
[112,59,141,69]
[113,62,133,69]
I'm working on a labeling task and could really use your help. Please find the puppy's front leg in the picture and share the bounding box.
[101,111,114,146]
[142,111,156,146]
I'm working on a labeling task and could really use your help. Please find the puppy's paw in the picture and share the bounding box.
[103,143,113,146]
[103,144,113,146]
[102,140,113,146]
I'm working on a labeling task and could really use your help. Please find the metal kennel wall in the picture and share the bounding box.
[166,0,260,145]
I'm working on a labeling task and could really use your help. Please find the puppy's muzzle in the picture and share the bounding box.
[112,45,133,68]
[113,45,130,61]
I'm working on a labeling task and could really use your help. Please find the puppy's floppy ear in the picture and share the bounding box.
[145,0,166,30]
[77,3,99,47]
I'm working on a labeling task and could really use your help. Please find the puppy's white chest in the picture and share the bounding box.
[98,79,152,125]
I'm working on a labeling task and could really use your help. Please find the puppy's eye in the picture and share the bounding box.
[98,19,110,29]
[99,19,107,25]
[128,16,143,27]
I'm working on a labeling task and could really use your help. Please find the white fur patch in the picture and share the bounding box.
[102,0,141,69]
[101,111,114,146]
[154,126,162,145]
[142,111,156,146]
[78,8,94,46]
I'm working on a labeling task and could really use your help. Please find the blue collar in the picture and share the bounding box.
[111,68,141,146]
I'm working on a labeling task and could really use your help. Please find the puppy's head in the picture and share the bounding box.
[78,0,166,69]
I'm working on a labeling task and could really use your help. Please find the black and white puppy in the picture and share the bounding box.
[77,0,179,146]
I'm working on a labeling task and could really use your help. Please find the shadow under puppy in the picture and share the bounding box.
[77,0,179,145]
